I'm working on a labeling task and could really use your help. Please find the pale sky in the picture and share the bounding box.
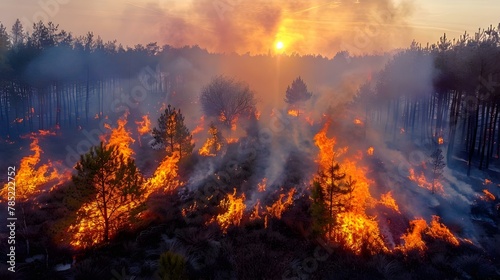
[0,0,498,56]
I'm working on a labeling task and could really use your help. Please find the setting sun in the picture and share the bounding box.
[276,41,284,50]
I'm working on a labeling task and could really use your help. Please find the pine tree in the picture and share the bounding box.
[284,76,312,116]
[310,181,330,237]
[10,19,24,48]
[430,148,445,194]
[152,104,194,160]
[316,154,356,239]
[0,23,10,72]
[71,142,143,243]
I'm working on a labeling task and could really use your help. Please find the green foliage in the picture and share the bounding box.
[158,251,188,280]
[315,156,357,238]
[71,142,143,243]
[152,104,194,160]
[310,181,330,237]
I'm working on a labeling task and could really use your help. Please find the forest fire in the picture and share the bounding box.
[38,129,56,136]
[136,114,151,136]
[482,189,496,201]
[1,137,59,201]
[379,191,400,213]
[266,188,296,219]
[257,178,267,192]
[399,218,428,253]
[213,189,246,233]
[102,116,135,160]
[135,114,151,146]
[199,124,222,157]
[2,12,500,278]
[399,216,459,254]
[408,168,444,194]
[144,153,180,195]
[287,109,299,117]
[313,121,388,254]
[191,116,205,135]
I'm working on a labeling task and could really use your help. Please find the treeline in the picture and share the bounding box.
[357,24,500,175]
[0,19,387,138]
[0,20,195,136]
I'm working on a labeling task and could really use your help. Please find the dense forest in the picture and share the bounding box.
[355,25,500,175]
[0,19,499,280]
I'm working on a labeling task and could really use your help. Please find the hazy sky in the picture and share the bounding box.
[0,0,498,56]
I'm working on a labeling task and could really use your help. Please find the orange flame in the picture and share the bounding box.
[226,138,239,144]
[399,216,459,254]
[333,212,388,254]
[38,129,56,136]
[427,215,459,246]
[1,137,59,201]
[103,116,135,160]
[136,114,151,136]
[199,125,222,157]
[249,200,262,220]
[353,118,363,125]
[482,189,496,201]
[408,168,444,194]
[314,121,387,254]
[266,188,296,219]
[214,189,246,233]
[399,218,428,253]
[438,137,444,145]
[287,109,299,117]
[367,146,374,156]
[144,152,181,195]
[379,191,400,213]
[192,116,205,135]
[257,178,267,192]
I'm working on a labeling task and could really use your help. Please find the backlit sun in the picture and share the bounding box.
[276,41,284,50]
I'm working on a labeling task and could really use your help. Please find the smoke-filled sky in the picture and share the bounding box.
[1,0,499,56]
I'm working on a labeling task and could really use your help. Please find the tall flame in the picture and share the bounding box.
[144,152,181,195]
[314,121,387,254]
[266,188,296,219]
[103,116,135,160]
[215,189,246,233]
[1,137,59,201]
[379,191,400,213]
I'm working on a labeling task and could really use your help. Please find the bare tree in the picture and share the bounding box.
[430,148,445,194]
[200,76,256,127]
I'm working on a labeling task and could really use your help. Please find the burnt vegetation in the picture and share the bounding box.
[0,19,500,280]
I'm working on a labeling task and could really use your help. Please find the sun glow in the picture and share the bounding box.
[276,41,284,50]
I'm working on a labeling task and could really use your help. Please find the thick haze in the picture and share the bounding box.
[1,0,499,56]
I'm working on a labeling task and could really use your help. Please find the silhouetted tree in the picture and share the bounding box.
[284,76,312,116]
[316,154,354,239]
[200,76,256,127]
[430,148,445,194]
[10,19,24,48]
[152,104,194,159]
